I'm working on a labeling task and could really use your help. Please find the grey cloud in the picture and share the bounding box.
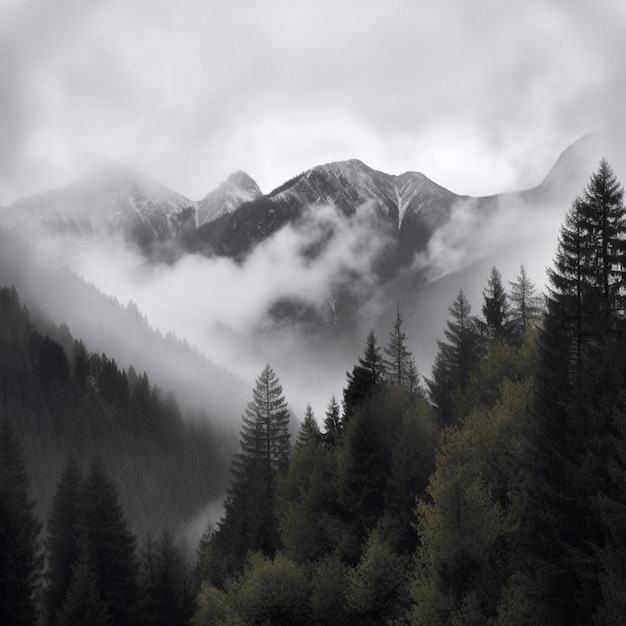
[1,0,624,206]
[22,200,391,416]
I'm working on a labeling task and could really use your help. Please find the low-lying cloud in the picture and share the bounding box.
[22,201,392,418]
[413,194,561,286]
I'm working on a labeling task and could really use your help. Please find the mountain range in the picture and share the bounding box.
[5,131,616,263]
[1,129,623,416]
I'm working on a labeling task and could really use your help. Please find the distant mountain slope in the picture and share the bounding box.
[1,163,262,254]
[4,162,195,249]
[0,227,249,423]
[0,283,235,538]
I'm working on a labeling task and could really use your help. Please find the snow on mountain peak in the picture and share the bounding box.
[197,171,262,225]
[3,162,194,242]
[269,158,455,227]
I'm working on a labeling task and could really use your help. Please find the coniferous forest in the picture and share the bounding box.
[3,159,626,624]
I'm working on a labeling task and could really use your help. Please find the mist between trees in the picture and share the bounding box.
[3,159,626,624]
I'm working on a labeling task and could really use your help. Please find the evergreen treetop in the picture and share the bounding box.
[481,266,510,342]
[384,309,419,392]
[233,364,291,478]
[295,404,321,451]
[322,394,343,447]
[343,330,385,417]
[508,264,542,341]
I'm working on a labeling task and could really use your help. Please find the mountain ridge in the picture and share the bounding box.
[3,133,605,260]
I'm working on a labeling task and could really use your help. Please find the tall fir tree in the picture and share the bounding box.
[295,404,320,451]
[426,289,480,425]
[0,416,43,626]
[198,365,291,585]
[44,456,84,624]
[576,158,626,325]
[343,330,386,418]
[81,457,140,626]
[384,309,419,392]
[481,266,510,343]
[508,264,542,343]
[233,364,291,478]
[514,160,626,622]
[322,394,343,447]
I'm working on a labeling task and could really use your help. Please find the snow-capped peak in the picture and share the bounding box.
[197,171,262,224]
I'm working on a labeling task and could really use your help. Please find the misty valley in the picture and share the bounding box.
[3,140,626,624]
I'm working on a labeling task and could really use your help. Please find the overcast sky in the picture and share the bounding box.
[1,0,624,205]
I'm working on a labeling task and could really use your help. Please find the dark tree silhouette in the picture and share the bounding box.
[384,309,419,392]
[0,416,43,626]
[508,264,542,342]
[481,266,510,342]
[198,365,291,585]
[81,457,139,626]
[516,160,626,622]
[343,330,386,418]
[295,404,320,451]
[44,456,84,624]
[426,289,480,424]
[322,393,343,447]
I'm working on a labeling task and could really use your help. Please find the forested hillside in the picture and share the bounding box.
[3,159,626,624]
[0,286,235,536]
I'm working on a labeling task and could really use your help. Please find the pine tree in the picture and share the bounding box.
[44,456,84,624]
[0,416,43,626]
[443,289,480,388]
[295,404,320,451]
[481,266,510,342]
[508,264,542,342]
[577,158,626,325]
[198,365,291,585]
[384,309,419,392]
[343,330,385,418]
[426,349,456,426]
[233,364,291,478]
[546,160,626,367]
[513,160,626,622]
[322,394,343,447]
[426,289,480,425]
[81,457,139,626]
